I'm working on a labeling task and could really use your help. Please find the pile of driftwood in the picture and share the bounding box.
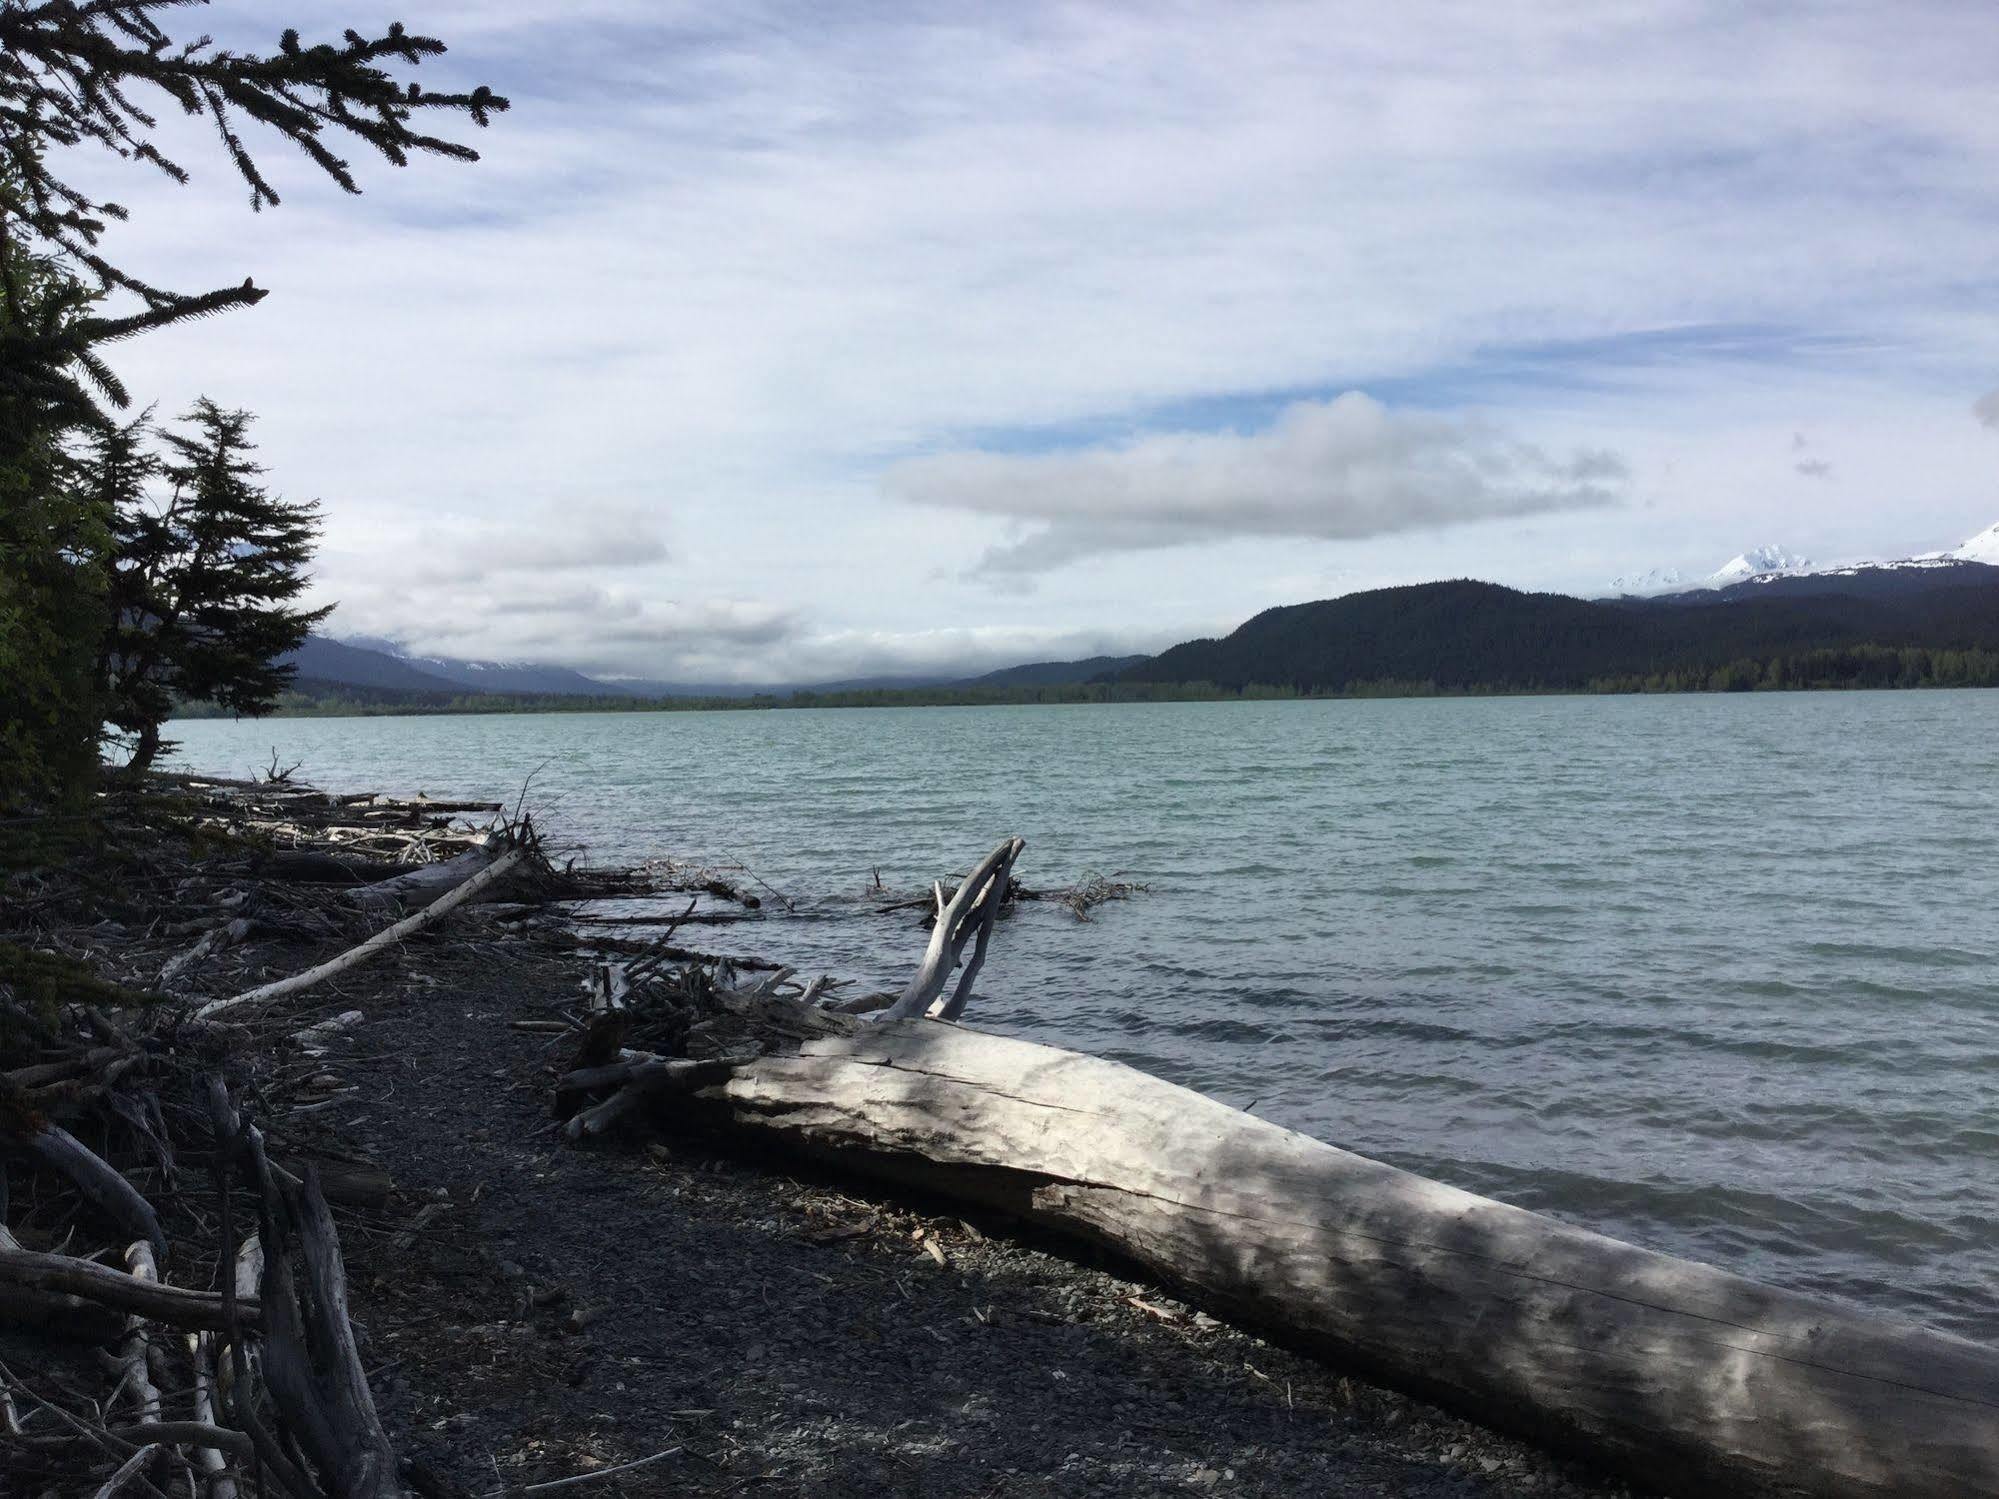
[1,1004,400,1499]
[553,837,1999,1499]
[0,775,642,1498]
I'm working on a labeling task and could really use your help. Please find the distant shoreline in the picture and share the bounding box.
[177,659,1999,721]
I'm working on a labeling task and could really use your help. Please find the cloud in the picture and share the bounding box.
[1976,389,1999,429]
[884,393,1626,577]
[396,505,668,585]
[61,2,1999,676]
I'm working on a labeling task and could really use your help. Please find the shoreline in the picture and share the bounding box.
[174,673,1999,722]
[3,771,1634,1497]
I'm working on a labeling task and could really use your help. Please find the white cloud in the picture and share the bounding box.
[887,394,1625,577]
[390,505,669,584]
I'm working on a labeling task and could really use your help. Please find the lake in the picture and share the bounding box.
[166,691,1999,1340]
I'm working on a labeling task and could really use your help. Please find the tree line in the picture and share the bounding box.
[1,1,503,814]
[221,642,1999,722]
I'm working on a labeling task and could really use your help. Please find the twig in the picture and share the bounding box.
[91,1443,162,1499]
[479,1447,683,1497]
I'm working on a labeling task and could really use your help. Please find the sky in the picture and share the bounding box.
[75,1,1999,683]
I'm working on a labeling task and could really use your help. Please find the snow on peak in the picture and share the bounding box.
[1604,545,1812,597]
[1710,545,1813,586]
[1951,520,1999,566]
[1602,526,1999,598]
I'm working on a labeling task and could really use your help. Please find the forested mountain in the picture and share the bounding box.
[278,638,470,693]
[962,655,1153,687]
[1113,570,1999,694]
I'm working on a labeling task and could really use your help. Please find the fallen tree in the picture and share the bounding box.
[561,834,1999,1499]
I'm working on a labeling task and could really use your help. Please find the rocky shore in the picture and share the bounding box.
[2,774,1635,1498]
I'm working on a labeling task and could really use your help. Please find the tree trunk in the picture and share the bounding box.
[693,1020,1999,1499]
[125,721,162,777]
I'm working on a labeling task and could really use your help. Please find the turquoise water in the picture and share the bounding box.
[167,692,1999,1339]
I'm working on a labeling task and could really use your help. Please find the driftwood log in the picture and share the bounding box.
[693,1022,1999,1499]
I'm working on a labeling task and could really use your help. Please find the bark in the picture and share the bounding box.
[695,1020,1999,1499]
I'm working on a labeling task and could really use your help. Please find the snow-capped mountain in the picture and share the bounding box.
[1708,545,1814,587]
[1605,523,1996,598]
[1952,521,1999,566]
[1606,545,1812,597]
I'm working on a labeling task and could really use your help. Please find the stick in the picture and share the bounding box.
[118,1243,162,1426]
[196,847,529,1019]
[480,1446,683,1497]
[186,1333,242,1499]
[932,840,1021,1022]
[91,1442,162,1499]
[562,1057,749,1141]
[113,1421,255,1457]
[0,1249,255,1332]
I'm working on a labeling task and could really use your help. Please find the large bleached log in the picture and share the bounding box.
[195,846,529,1019]
[700,1021,1999,1499]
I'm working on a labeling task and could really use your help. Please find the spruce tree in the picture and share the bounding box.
[97,399,330,773]
[0,233,105,811]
